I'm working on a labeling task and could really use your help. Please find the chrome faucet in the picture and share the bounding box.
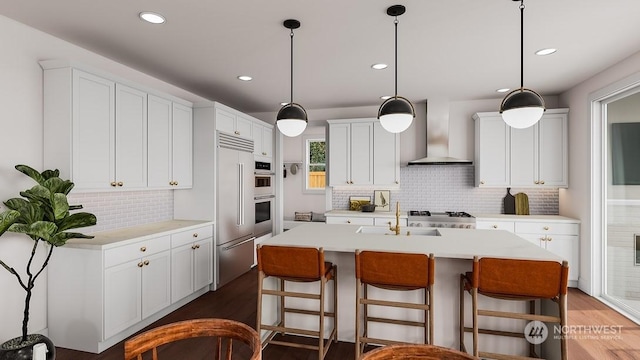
[388,202,401,235]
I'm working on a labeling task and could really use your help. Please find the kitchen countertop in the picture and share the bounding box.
[63,219,214,249]
[473,214,580,222]
[262,222,562,262]
[324,210,409,219]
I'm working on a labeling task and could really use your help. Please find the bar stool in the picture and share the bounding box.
[355,250,435,359]
[459,256,569,360]
[360,344,476,360]
[256,244,337,360]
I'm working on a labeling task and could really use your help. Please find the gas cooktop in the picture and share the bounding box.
[408,211,474,218]
[407,210,476,228]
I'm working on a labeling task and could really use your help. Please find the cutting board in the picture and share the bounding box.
[515,192,530,215]
[503,188,515,214]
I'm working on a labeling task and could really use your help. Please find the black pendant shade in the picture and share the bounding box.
[277,103,307,121]
[500,88,545,111]
[378,96,414,118]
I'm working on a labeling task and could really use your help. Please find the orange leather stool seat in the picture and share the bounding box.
[256,245,337,360]
[459,256,569,360]
[355,250,435,359]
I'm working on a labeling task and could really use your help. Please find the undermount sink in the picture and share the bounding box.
[356,226,440,236]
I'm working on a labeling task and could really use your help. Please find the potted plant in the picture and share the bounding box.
[0,165,97,360]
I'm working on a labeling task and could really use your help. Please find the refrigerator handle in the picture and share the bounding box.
[237,163,242,226]
[239,162,244,226]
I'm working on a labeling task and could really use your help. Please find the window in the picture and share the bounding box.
[305,137,326,191]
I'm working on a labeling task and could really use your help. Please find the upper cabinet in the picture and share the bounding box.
[327,118,399,187]
[473,109,568,188]
[252,122,274,159]
[148,95,193,189]
[215,107,252,139]
[41,61,193,191]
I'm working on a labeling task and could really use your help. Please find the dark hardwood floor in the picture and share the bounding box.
[56,268,640,360]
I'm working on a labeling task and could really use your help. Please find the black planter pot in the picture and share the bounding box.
[0,334,55,360]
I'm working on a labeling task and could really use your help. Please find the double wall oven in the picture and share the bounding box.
[254,161,274,237]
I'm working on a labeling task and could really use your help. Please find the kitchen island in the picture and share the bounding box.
[260,222,565,358]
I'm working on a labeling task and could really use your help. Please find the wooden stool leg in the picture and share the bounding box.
[256,271,264,344]
[319,276,326,360]
[279,278,285,331]
[459,274,465,352]
[334,265,338,343]
[428,284,434,344]
[355,278,361,360]
[529,300,536,357]
[472,287,478,357]
[560,293,568,360]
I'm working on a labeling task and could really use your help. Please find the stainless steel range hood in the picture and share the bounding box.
[407,99,473,166]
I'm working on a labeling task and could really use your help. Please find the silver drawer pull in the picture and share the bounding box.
[140,246,147,252]
[193,233,198,238]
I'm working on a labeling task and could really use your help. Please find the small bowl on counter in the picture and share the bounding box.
[361,204,376,212]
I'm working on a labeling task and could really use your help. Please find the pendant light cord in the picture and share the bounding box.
[394,17,399,97]
[520,0,525,90]
[290,28,294,105]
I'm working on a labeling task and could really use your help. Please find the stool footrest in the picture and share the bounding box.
[463,326,525,339]
[367,316,426,328]
[359,336,416,347]
[480,351,541,360]
[261,324,318,337]
[263,289,320,300]
[284,307,335,318]
[361,298,429,311]
[478,309,561,323]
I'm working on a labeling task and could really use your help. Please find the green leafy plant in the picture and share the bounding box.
[0,165,96,343]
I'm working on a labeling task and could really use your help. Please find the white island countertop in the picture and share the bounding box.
[263,222,563,262]
[63,219,214,249]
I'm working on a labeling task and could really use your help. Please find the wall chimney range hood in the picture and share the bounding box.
[407,99,473,166]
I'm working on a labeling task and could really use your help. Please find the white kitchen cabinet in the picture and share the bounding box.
[473,113,510,187]
[47,221,214,353]
[328,118,398,187]
[103,236,171,339]
[324,212,408,227]
[216,106,252,139]
[170,225,214,303]
[473,109,568,188]
[148,96,194,189]
[252,122,274,158]
[41,61,194,191]
[475,215,579,286]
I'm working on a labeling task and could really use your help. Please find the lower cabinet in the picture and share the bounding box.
[104,248,171,339]
[171,226,214,303]
[47,221,214,354]
[324,213,408,227]
[476,217,579,285]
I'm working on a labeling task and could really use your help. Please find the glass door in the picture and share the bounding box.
[603,90,640,319]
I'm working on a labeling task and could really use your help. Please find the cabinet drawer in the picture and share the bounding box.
[374,218,408,227]
[171,225,214,248]
[475,221,515,232]
[515,221,579,235]
[105,236,171,268]
[325,216,374,226]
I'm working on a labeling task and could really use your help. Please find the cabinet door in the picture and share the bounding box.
[147,95,173,188]
[171,244,194,303]
[142,250,171,318]
[510,126,537,187]
[115,84,147,188]
[72,70,115,189]
[544,235,579,282]
[262,127,273,158]
[252,123,264,157]
[194,238,213,291]
[172,103,193,188]
[538,114,568,187]
[373,122,400,186]
[350,122,374,185]
[235,116,253,139]
[104,260,142,339]
[215,108,236,134]
[475,115,509,187]
[328,123,350,186]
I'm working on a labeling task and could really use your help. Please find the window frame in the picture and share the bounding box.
[303,135,326,193]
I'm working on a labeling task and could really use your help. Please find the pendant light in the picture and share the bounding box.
[378,5,415,134]
[499,0,545,129]
[277,19,308,137]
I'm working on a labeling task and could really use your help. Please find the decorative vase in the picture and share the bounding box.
[0,334,55,360]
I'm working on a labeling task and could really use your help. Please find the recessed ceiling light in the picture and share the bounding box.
[380,95,392,100]
[237,75,252,81]
[535,48,557,56]
[496,88,511,93]
[372,63,388,70]
[139,12,166,24]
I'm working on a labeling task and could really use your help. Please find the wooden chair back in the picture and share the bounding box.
[361,344,476,360]
[123,318,261,360]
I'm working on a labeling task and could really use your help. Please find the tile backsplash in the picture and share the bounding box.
[67,190,174,233]
[332,166,558,215]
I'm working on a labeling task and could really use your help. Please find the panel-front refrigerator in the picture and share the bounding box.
[216,132,255,288]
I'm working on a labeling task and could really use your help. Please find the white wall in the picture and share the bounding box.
[559,49,640,295]
[0,15,206,342]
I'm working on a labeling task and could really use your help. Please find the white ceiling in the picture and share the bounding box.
[2,0,640,114]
